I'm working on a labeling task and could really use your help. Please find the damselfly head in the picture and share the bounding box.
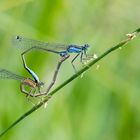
[38,82,44,87]
[82,44,89,50]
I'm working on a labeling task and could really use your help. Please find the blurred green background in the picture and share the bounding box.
[0,0,140,140]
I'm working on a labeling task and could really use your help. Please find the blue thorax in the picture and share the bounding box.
[67,44,89,53]
[59,44,89,56]
[67,45,82,53]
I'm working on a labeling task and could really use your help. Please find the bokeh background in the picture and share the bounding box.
[0,0,140,140]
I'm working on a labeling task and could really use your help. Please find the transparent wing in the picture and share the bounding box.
[12,35,69,52]
[0,69,25,81]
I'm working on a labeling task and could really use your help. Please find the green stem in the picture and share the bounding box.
[0,28,140,137]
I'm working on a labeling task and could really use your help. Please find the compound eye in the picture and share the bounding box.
[40,82,44,86]
[41,82,44,86]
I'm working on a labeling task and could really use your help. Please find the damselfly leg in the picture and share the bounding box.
[20,77,45,104]
[20,78,44,97]
[71,53,80,73]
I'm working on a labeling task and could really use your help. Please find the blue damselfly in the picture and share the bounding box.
[12,35,90,72]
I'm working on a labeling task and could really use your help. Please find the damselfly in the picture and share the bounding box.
[12,35,90,72]
[0,69,44,97]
